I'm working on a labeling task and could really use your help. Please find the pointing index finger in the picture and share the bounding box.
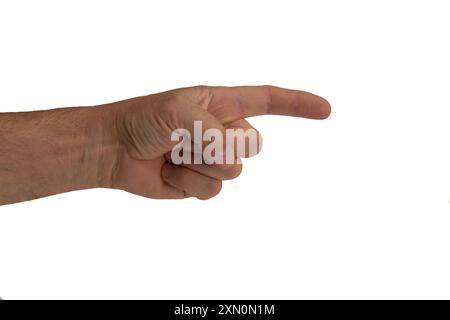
[208,85,331,124]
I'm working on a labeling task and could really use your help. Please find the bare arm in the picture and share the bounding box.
[0,85,331,205]
[0,105,120,204]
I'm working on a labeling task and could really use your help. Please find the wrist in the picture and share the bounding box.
[90,102,126,189]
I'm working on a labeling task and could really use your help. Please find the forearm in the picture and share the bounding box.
[0,104,121,205]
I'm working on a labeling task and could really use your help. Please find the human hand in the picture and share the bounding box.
[108,86,331,200]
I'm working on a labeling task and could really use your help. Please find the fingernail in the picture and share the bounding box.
[161,164,171,178]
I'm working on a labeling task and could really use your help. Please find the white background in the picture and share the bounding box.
[0,0,449,299]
